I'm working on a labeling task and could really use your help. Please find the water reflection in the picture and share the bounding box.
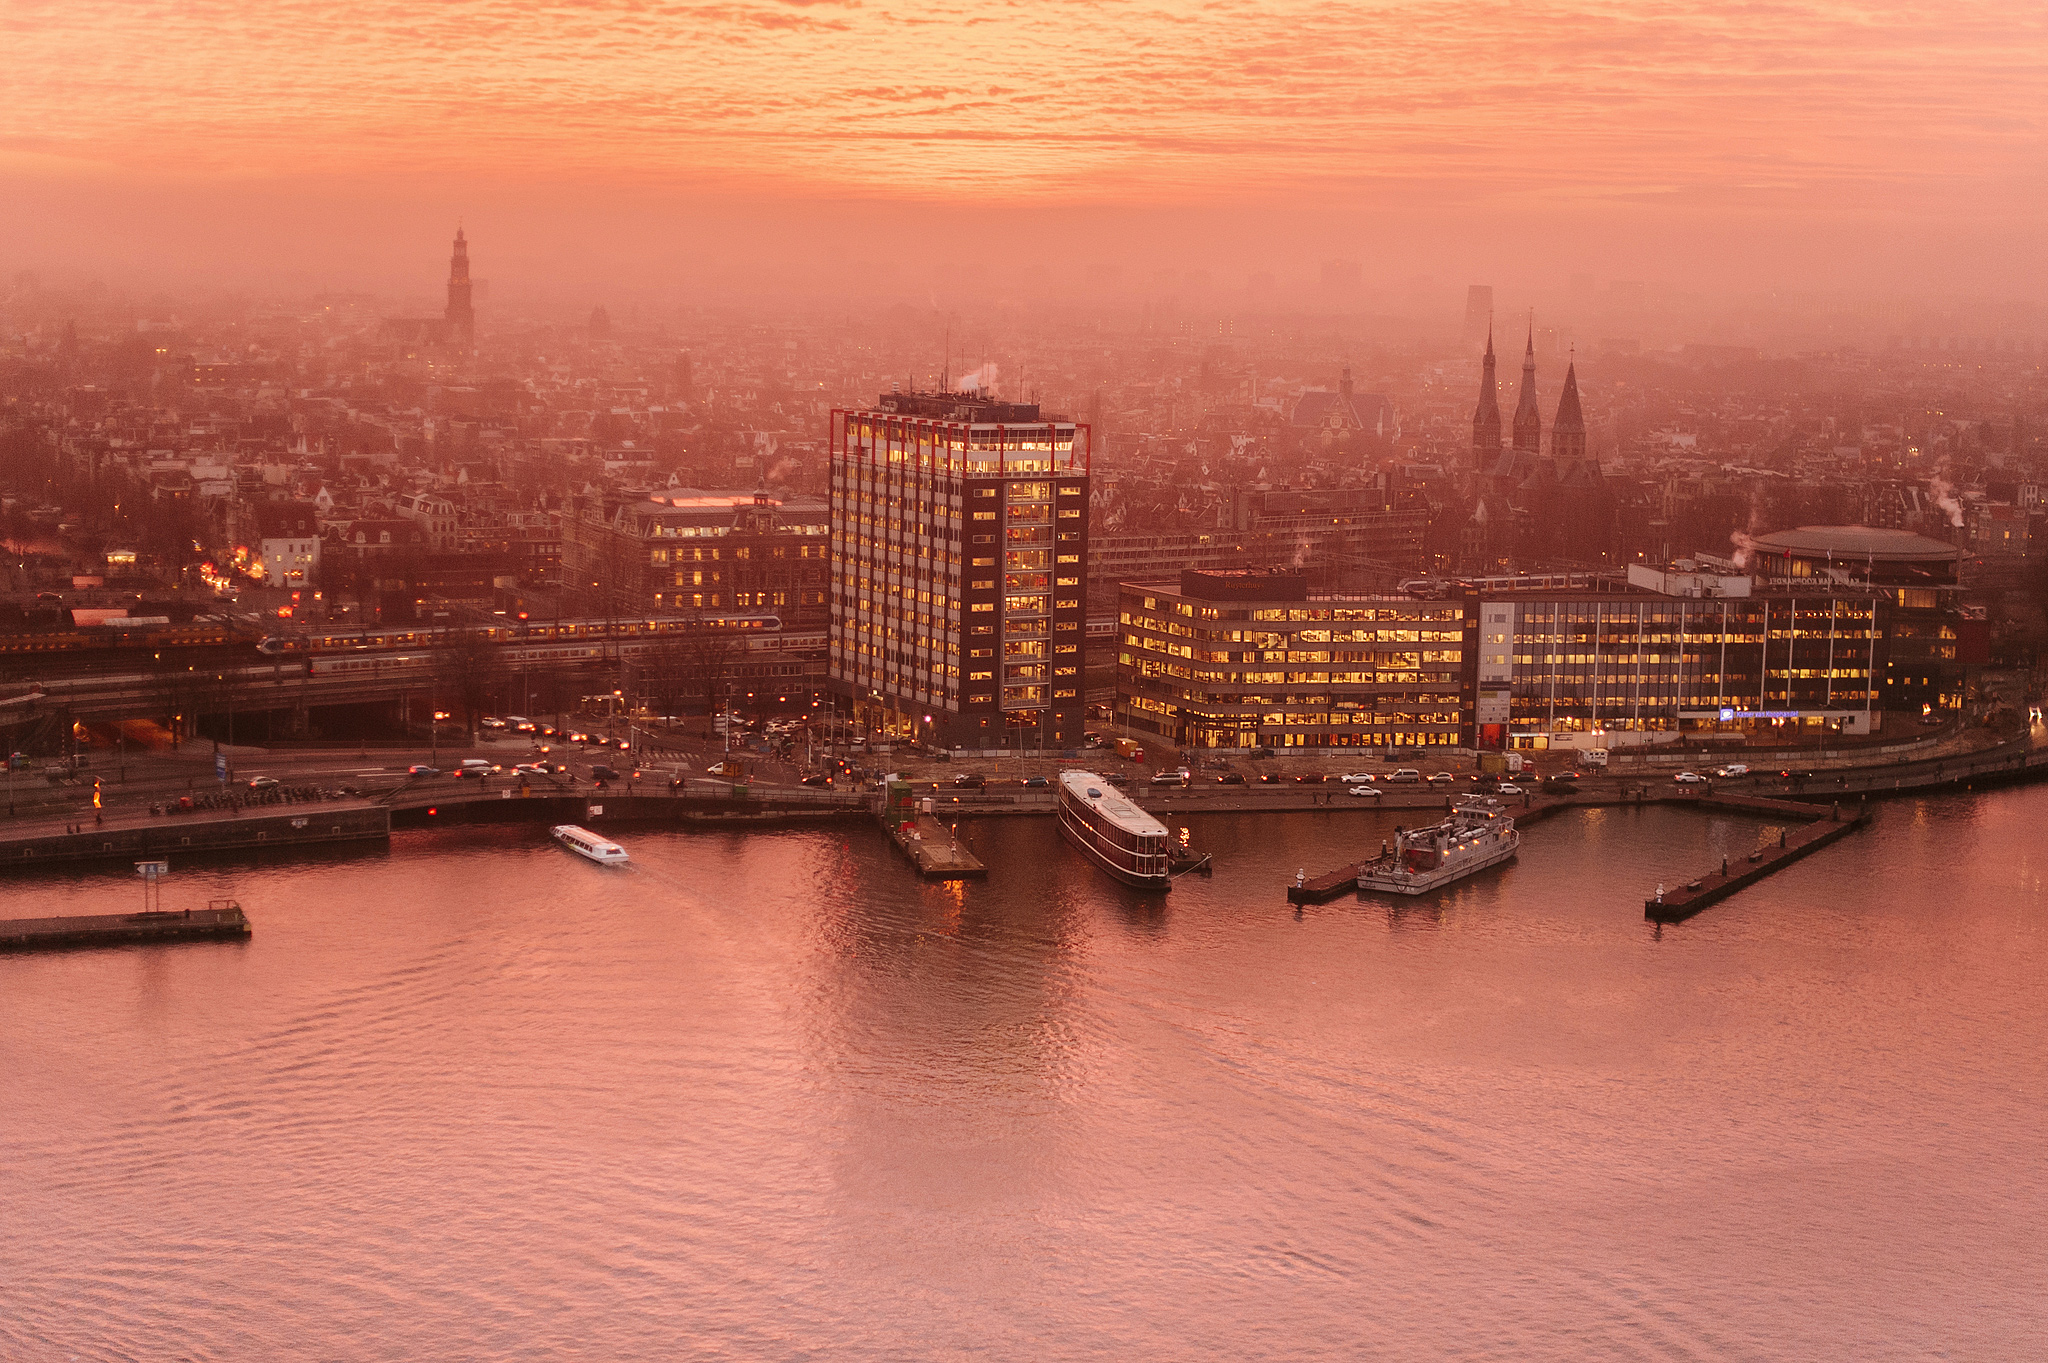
[0,792,2042,1360]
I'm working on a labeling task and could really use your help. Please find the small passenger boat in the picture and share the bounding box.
[551,824,629,865]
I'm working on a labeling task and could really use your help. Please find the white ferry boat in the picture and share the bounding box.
[1057,771,1173,891]
[551,825,629,866]
[1357,797,1518,895]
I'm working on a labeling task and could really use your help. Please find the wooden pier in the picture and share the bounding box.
[0,902,251,952]
[1646,801,1873,922]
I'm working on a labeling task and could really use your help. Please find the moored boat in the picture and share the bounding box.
[1358,797,1518,895]
[551,824,629,865]
[1057,771,1172,890]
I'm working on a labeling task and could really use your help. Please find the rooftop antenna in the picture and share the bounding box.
[941,325,950,393]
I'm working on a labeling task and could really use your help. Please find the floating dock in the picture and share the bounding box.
[1646,801,1873,922]
[0,902,252,952]
[886,813,988,880]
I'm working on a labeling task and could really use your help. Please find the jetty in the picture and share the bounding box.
[0,901,251,952]
[0,801,389,870]
[1646,799,1873,922]
[877,779,986,879]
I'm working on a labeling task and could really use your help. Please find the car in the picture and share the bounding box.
[457,765,497,778]
[406,764,440,777]
[590,765,623,782]
[479,717,507,730]
[801,774,833,787]
[1259,773,1283,784]
[1427,772,1457,786]
[538,725,559,738]
[512,762,551,777]
[1151,767,1191,785]
[1294,773,1328,783]
[1347,784,1383,798]
[952,773,986,789]
[1673,771,1707,784]
[1104,773,1133,789]
[1780,769,1815,781]
[1712,764,1750,778]
[1337,773,1376,785]
[246,775,279,790]
[1917,713,1943,726]
[1023,775,1049,789]
[1542,775,1578,792]
[1215,772,1246,784]
[1385,768,1422,783]
[506,716,535,732]
[1496,782,1526,796]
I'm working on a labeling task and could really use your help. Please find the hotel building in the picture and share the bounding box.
[829,390,1090,750]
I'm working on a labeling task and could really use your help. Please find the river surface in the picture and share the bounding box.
[3,791,2044,1361]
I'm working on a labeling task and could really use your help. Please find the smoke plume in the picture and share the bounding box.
[1729,529,1759,570]
[955,362,999,395]
[1929,469,1964,527]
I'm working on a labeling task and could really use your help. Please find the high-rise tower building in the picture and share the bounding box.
[1551,359,1586,463]
[1511,324,1542,455]
[445,228,474,351]
[1471,328,1502,461]
[830,389,1090,750]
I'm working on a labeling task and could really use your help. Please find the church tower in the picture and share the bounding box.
[1552,358,1586,463]
[1471,327,1502,461]
[1511,323,1541,455]
[445,227,475,351]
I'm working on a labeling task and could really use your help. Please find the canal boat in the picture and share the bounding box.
[1357,796,1518,895]
[1057,771,1172,891]
[551,825,630,866]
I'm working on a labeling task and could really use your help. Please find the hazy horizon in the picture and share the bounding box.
[5,1,2044,310]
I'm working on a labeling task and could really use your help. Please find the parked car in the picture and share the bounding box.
[406,765,440,777]
[246,775,279,791]
[1427,772,1457,786]
[1346,784,1383,798]
[1215,772,1246,784]
[1712,764,1750,777]
[1385,768,1422,783]
[1673,771,1707,784]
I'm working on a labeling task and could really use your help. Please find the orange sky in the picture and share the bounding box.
[4,1,2043,299]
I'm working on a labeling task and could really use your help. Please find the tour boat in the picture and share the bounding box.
[551,825,629,866]
[1357,797,1519,895]
[1057,771,1173,891]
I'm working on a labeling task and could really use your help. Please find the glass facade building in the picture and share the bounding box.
[829,391,1089,750]
[1115,570,1474,749]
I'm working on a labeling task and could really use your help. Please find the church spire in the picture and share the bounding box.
[1471,323,1502,460]
[1552,355,1586,462]
[445,226,475,353]
[1511,319,1541,455]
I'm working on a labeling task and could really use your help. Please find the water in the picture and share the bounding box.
[3,792,2044,1360]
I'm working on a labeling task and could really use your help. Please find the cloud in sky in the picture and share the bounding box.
[3,1,2043,293]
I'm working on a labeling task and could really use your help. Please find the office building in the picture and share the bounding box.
[830,389,1090,750]
[563,488,831,625]
[1116,569,1474,750]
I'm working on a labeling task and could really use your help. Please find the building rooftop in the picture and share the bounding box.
[1754,525,1960,562]
[867,391,1046,424]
